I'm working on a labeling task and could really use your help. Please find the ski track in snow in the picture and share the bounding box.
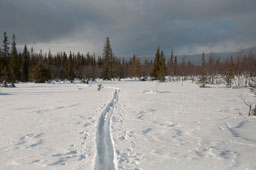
[95,88,119,170]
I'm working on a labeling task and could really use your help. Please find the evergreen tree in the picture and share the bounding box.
[83,52,97,81]
[21,45,30,82]
[174,56,177,76]
[130,54,141,80]
[226,56,234,88]
[59,52,67,80]
[150,47,166,81]
[170,49,174,64]
[2,32,9,59]
[1,32,10,84]
[199,53,207,87]
[159,50,166,82]
[9,34,18,86]
[169,49,174,77]
[66,52,75,82]
[150,46,161,80]
[101,37,113,80]
[32,64,51,83]
[116,58,124,80]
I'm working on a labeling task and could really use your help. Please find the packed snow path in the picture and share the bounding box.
[95,88,119,170]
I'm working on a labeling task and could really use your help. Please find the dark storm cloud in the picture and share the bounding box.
[0,0,256,56]
[0,0,100,43]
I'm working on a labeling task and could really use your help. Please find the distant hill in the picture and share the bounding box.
[138,46,256,65]
[180,46,256,65]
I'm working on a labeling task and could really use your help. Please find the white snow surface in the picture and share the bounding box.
[0,80,256,170]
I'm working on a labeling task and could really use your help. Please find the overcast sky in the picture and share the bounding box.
[0,0,256,57]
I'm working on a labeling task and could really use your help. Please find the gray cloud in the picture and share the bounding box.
[0,0,256,56]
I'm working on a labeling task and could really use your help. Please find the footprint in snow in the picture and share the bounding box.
[78,154,86,161]
[50,149,79,166]
[143,128,153,134]
[83,122,91,127]
[16,133,44,148]
[52,153,63,157]
[219,150,239,160]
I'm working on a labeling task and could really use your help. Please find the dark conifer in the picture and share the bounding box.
[9,34,19,86]
[199,53,207,87]
[169,49,174,77]
[159,50,166,82]
[67,52,75,82]
[130,54,141,80]
[101,37,113,80]
[226,56,234,88]
[174,56,177,76]
[21,45,30,82]
[1,32,10,84]
[33,64,51,83]
[150,46,161,80]
[2,32,9,59]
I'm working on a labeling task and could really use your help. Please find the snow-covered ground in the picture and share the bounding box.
[0,80,256,170]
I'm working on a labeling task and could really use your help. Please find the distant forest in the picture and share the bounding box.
[0,32,256,87]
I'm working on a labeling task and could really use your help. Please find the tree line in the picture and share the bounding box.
[0,32,256,88]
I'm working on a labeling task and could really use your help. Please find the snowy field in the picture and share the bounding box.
[0,80,256,170]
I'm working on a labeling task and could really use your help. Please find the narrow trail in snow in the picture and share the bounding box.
[95,88,119,170]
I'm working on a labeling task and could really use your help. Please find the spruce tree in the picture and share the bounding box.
[32,64,51,83]
[1,32,10,84]
[169,49,174,77]
[101,37,113,80]
[2,32,9,60]
[66,52,75,82]
[174,56,177,76]
[199,53,207,87]
[61,52,68,80]
[150,46,161,80]
[150,47,166,81]
[116,58,124,80]
[226,56,234,88]
[9,34,18,86]
[130,54,141,80]
[21,45,30,82]
[159,50,166,82]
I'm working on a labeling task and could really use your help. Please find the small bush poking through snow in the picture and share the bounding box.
[97,84,103,91]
